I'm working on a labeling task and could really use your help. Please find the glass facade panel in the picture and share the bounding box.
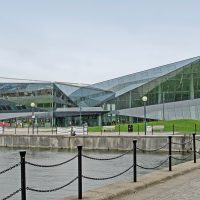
[0,57,200,125]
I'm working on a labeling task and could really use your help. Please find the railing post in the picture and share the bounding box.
[152,125,154,135]
[56,125,57,135]
[137,124,139,135]
[77,145,82,199]
[20,151,26,200]
[133,140,137,182]
[28,126,29,135]
[172,124,174,135]
[193,133,196,163]
[52,126,53,135]
[168,136,172,171]
[15,124,17,134]
[118,124,120,136]
[195,124,197,134]
[32,122,34,135]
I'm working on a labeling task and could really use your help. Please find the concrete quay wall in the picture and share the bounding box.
[0,134,198,152]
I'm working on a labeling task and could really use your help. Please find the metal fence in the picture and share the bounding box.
[0,125,88,136]
[0,133,198,200]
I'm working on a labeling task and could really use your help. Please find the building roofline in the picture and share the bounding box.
[92,56,200,86]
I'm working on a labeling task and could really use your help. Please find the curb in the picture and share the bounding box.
[60,159,200,200]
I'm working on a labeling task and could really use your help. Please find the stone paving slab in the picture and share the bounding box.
[60,159,200,200]
[117,168,200,200]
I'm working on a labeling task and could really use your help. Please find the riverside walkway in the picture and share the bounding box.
[62,159,200,200]
[115,168,200,200]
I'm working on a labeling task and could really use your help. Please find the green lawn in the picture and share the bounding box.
[88,119,200,134]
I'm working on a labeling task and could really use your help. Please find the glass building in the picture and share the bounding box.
[0,56,200,126]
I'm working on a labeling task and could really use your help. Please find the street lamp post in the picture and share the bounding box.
[30,102,35,135]
[142,96,147,136]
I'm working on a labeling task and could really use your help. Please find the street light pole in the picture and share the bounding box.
[30,102,35,135]
[142,96,147,136]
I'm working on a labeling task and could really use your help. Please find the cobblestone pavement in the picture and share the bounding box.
[114,168,200,200]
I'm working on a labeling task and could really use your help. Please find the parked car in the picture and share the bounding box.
[0,122,11,127]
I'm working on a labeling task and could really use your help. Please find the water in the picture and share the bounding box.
[0,147,192,200]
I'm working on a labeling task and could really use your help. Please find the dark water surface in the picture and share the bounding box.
[0,147,191,200]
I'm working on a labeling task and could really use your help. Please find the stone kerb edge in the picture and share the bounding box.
[60,159,200,200]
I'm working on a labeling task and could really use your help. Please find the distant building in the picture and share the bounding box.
[0,56,200,126]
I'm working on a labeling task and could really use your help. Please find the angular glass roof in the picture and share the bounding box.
[91,56,200,97]
[0,56,199,108]
[55,82,114,107]
[0,83,53,94]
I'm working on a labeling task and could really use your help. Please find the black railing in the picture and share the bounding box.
[0,133,199,200]
[0,152,78,200]
[0,125,88,136]
[1,123,200,136]
[0,161,21,200]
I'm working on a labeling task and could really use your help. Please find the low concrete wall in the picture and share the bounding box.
[0,134,199,152]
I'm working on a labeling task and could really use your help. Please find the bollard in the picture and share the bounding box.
[193,133,196,163]
[172,124,174,135]
[20,151,26,200]
[82,125,84,135]
[152,125,154,135]
[133,140,137,182]
[77,145,82,199]
[56,125,58,135]
[168,136,172,171]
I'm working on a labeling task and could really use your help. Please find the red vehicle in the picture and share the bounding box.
[0,122,10,127]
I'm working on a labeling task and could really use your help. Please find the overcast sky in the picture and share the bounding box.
[0,0,199,84]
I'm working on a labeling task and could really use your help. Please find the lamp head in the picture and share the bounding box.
[30,102,35,108]
[142,96,148,102]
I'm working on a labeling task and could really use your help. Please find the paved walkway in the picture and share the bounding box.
[115,168,200,200]
[62,159,200,200]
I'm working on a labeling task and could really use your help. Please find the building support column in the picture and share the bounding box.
[158,85,162,104]
[129,91,132,122]
[98,115,102,126]
[190,73,194,100]
[190,72,195,119]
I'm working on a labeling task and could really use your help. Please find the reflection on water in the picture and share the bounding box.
[0,147,192,200]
